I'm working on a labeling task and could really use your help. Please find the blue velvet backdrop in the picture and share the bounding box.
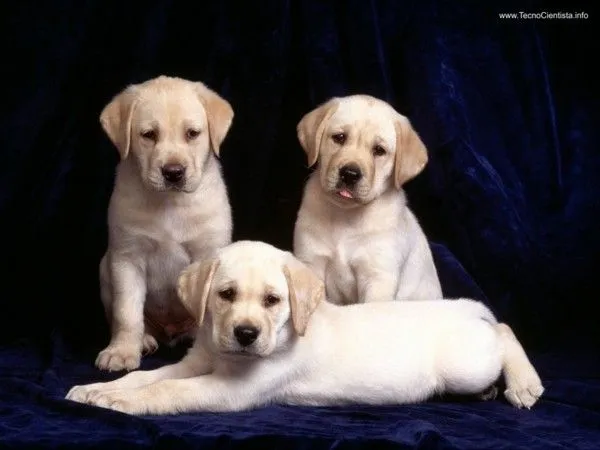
[1,0,599,448]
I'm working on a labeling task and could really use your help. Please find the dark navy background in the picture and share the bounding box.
[1,1,598,448]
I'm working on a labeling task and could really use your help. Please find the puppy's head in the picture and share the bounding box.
[297,95,428,207]
[100,76,234,193]
[177,241,324,359]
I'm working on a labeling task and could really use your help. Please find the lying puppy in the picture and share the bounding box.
[293,95,442,304]
[96,76,234,371]
[66,241,544,415]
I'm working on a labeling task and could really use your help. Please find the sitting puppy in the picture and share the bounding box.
[66,241,544,415]
[293,95,442,304]
[95,76,234,371]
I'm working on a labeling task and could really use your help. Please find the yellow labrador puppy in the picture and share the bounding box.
[293,95,442,304]
[95,76,234,372]
[66,241,543,415]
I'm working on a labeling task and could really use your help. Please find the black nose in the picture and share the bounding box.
[234,325,260,347]
[339,164,362,186]
[161,163,186,183]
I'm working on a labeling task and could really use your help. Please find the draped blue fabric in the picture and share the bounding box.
[1,1,598,448]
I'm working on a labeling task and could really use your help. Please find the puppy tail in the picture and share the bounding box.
[477,305,498,325]
[458,298,498,325]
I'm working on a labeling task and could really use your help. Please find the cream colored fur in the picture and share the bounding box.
[293,95,442,305]
[67,241,543,415]
[96,76,234,372]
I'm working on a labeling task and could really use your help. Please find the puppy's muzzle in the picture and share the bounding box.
[161,163,186,185]
[233,324,260,347]
[338,164,362,188]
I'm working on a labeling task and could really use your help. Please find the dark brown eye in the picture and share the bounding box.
[186,128,201,140]
[264,294,281,307]
[141,129,158,141]
[332,133,347,145]
[218,288,236,302]
[373,145,386,156]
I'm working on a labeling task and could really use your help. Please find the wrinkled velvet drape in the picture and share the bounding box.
[1,1,598,448]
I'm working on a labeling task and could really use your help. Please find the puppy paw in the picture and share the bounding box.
[504,374,544,409]
[87,389,144,415]
[142,334,159,355]
[95,345,141,372]
[65,383,107,404]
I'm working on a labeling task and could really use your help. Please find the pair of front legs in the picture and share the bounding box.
[68,349,253,415]
[298,251,402,305]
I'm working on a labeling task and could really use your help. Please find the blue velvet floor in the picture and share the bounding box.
[2,335,599,450]
[2,0,599,448]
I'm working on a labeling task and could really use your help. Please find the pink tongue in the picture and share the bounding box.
[339,189,353,199]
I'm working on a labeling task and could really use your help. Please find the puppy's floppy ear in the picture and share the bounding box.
[99,85,140,160]
[283,255,325,336]
[393,115,429,189]
[297,98,340,167]
[177,259,220,326]
[194,82,234,157]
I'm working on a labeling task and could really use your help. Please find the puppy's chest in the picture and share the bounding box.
[144,239,191,291]
[317,225,363,264]
[126,209,208,289]
[320,232,362,305]
[145,209,203,242]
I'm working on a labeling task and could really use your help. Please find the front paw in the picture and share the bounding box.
[66,383,108,404]
[95,344,141,372]
[86,389,144,415]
